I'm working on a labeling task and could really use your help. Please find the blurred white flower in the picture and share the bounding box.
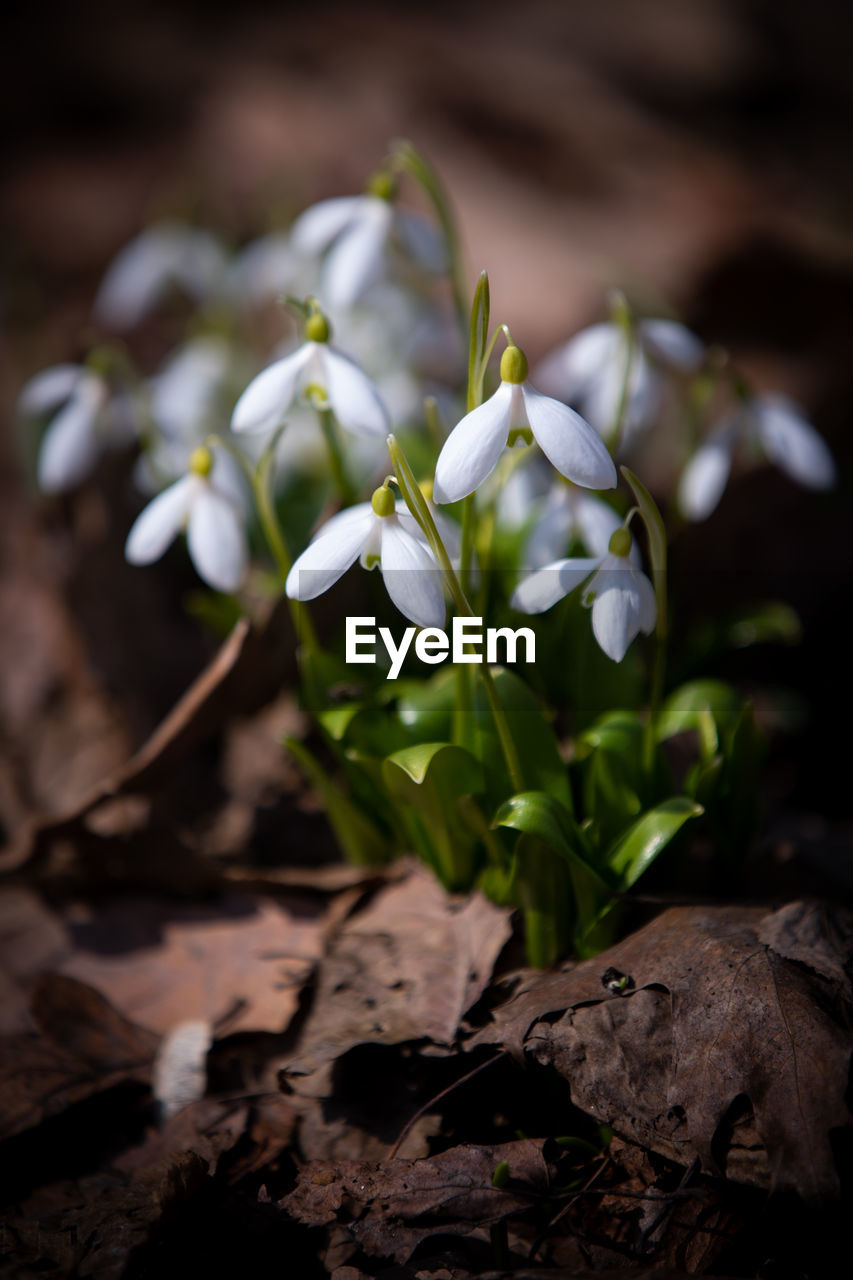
[19,363,136,493]
[434,345,616,505]
[524,483,638,569]
[125,445,248,592]
[94,222,229,330]
[230,313,389,439]
[290,178,446,311]
[536,318,704,446]
[511,529,655,663]
[678,393,836,521]
[227,231,301,307]
[285,489,445,628]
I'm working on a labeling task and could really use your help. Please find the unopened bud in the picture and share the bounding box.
[371,484,396,518]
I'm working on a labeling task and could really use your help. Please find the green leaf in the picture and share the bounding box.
[657,680,742,741]
[576,710,645,850]
[320,702,410,756]
[392,668,456,741]
[284,737,392,866]
[382,743,485,890]
[603,796,703,889]
[463,668,573,812]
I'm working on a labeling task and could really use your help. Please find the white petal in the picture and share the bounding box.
[230,344,314,434]
[174,229,228,303]
[18,364,84,416]
[510,557,600,614]
[94,223,185,329]
[753,395,836,490]
[285,505,374,601]
[639,319,705,371]
[525,487,574,568]
[395,501,461,563]
[678,429,735,520]
[635,568,658,635]
[125,475,195,565]
[572,491,628,558]
[590,584,637,663]
[321,346,390,437]
[393,210,447,274]
[523,384,617,489]
[434,382,513,504]
[290,196,363,256]
[36,378,105,493]
[151,337,229,440]
[228,232,297,305]
[379,519,445,628]
[533,324,621,399]
[583,351,659,441]
[187,486,248,592]
[210,447,251,514]
[322,199,392,309]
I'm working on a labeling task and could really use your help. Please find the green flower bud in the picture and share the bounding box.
[371,484,396,518]
[500,345,528,385]
[189,445,213,478]
[608,527,632,558]
[366,169,397,201]
[491,1161,510,1188]
[305,311,331,344]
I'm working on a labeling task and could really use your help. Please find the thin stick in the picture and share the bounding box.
[386,1052,507,1159]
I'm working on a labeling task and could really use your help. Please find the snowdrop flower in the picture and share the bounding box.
[230,309,390,439]
[290,171,446,311]
[511,527,656,663]
[525,483,639,569]
[536,317,704,446]
[227,231,301,308]
[125,445,248,592]
[19,363,136,493]
[434,344,617,505]
[94,221,229,330]
[285,484,445,628]
[678,393,836,521]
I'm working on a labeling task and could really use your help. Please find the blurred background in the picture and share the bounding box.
[1,0,852,855]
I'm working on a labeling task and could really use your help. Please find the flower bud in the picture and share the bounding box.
[366,169,397,201]
[305,311,331,344]
[500,344,528,385]
[608,526,632,558]
[371,484,396,518]
[188,445,213,478]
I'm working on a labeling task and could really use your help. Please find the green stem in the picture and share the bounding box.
[460,494,475,595]
[388,433,525,793]
[391,138,468,336]
[253,450,319,655]
[317,407,355,505]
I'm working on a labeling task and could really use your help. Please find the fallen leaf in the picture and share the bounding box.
[473,903,853,1199]
[282,1138,551,1265]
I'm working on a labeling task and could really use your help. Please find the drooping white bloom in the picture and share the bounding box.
[19,363,136,493]
[94,221,229,330]
[536,318,704,446]
[290,174,446,311]
[227,231,301,308]
[434,344,617,505]
[285,489,445,628]
[524,483,638,569]
[678,393,836,521]
[230,312,389,439]
[149,336,232,444]
[511,528,656,663]
[125,446,248,593]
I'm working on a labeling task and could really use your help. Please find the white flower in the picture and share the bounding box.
[678,393,836,521]
[94,221,228,330]
[511,529,656,663]
[149,336,232,443]
[125,446,248,593]
[536,318,704,446]
[19,363,136,493]
[290,176,446,311]
[230,312,390,439]
[434,344,617,505]
[285,490,445,628]
[524,482,638,569]
[227,231,301,307]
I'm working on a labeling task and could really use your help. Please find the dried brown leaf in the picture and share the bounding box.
[282,1138,550,1265]
[474,903,853,1199]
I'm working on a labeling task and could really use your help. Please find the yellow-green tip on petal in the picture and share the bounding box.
[366,169,397,201]
[500,344,528,385]
[305,311,331,344]
[188,445,213,477]
[609,527,632,557]
[371,484,396,517]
